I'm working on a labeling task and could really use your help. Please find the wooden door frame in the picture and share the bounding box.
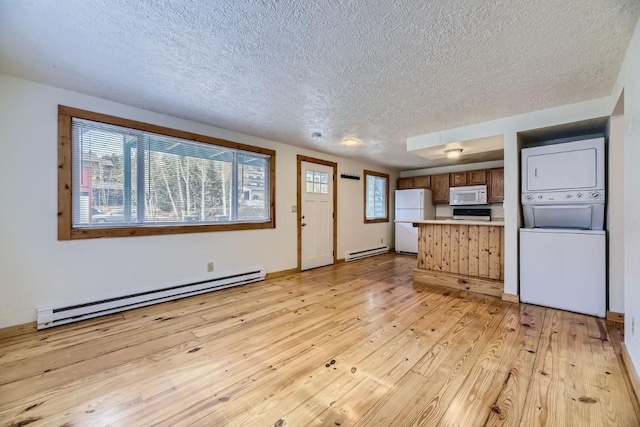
[297,155,338,271]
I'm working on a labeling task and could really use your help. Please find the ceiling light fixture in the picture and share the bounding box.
[340,137,362,146]
[444,148,463,159]
[311,132,322,139]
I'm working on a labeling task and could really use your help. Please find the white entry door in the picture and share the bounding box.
[301,161,334,270]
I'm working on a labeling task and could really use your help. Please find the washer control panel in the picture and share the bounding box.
[522,191,603,203]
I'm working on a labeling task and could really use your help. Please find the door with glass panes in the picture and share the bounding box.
[301,161,334,270]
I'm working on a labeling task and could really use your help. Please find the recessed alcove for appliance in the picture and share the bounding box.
[517,116,609,148]
[516,117,610,318]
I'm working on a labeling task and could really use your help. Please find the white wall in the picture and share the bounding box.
[337,159,397,256]
[0,75,397,328]
[607,116,625,313]
[610,16,640,373]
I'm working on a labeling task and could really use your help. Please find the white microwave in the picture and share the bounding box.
[450,185,488,206]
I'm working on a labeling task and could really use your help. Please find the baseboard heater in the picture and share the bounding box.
[36,268,265,330]
[345,245,389,262]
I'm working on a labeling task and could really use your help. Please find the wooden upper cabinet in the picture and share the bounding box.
[398,177,414,190]
[398,168,500,203]
[449,172,468,187]
[413,175,431,189]
[431,174,450,204]
[488,168,504,203]
[468,170,487,185]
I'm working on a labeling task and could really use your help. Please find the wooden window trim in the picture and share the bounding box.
[58,105,276,240]
[363,169,390,224]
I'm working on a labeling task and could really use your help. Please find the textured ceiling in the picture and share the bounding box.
[0,1,638,170]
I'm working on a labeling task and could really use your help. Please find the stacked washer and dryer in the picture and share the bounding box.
[520,137,606,318]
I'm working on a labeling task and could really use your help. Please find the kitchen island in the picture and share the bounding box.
[396,220,505,298]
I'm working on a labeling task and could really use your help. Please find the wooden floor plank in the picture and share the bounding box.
[168,283,461,426]
[0,254,636,427]
[607,320,640,417]
[476,304,547,426]
[517,308,630,427]
[259,293,482,427]
[560,311,607,427]
[584,315,639,426]
[435,303,545,427]
[406,299,507,426]
[39,270,424,426]
[352,298,506,426]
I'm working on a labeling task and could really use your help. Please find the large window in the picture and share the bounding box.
[364,170,389,223]
[58,106,275,239]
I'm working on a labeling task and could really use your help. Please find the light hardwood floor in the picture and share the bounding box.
[0,254,637,426]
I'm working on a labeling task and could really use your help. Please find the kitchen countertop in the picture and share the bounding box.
[395,219,505,226]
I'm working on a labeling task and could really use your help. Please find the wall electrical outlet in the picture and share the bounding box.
[380,238,384,244]
[207,262,214,272]
[291,205,297,213]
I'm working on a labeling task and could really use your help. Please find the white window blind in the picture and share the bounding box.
[365,174,387,220]
[71,118,271,227]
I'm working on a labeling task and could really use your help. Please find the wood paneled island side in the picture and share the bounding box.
[401,220,505,297]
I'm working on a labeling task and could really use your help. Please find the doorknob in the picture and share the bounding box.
[302,223,307,227]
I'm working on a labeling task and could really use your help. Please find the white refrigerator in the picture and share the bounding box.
[395,189,436,254]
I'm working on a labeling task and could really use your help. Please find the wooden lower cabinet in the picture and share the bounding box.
[415,223,504,297]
